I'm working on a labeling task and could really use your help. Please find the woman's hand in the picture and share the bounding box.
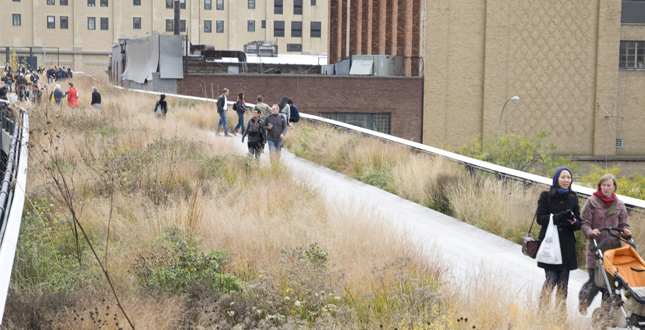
[591,229,601,238]
[622,228,632,238]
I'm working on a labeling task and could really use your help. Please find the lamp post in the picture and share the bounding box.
[497,96,520,165]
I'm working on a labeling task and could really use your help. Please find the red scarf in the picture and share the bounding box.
[593,189,616,208]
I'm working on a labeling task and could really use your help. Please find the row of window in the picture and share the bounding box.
[11,13,321,38]
[12,14,108,30]
[162,19,321,38]
[11,0,317,11]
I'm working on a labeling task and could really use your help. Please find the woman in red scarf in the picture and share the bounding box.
[578,174,630,315]
[66,82,79,107]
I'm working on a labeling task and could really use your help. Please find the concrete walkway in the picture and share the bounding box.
[228,137,600,321]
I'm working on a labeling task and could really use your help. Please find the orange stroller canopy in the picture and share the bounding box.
[603,244,645,288]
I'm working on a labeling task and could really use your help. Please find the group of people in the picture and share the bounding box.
[46,66,73,83]
[214,88,300,162]
[1,66,44,105]
[49,83,101,108]
[535,167,630,317]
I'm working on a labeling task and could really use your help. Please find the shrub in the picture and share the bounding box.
[132,230,241,294]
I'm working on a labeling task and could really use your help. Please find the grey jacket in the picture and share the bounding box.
[263,113,287,141]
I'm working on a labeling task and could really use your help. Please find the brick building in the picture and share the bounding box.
[327,0,424,76]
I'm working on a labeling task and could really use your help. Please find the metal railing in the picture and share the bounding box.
[0,101,29,329]
[297,113,645,212]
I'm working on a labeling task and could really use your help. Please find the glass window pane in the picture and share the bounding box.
[166,19,173,31]
[216,0,223,10]
[205,0,211,10]
[47,16,55,29]
[166,0,172,8]
[275,0,283,14]
[133,17,141,29]
[204,20,212,33]
[248,0,255,9]
[88,0,95,6]
[216,20,224,33]
[180,19,186,32]
[88,17,96,30]
[47,0,54,4]
[100,17,109,30]
[248,20,255,32]
[13,14,21,26]
[100,0,108,7]
[61,16,68,29]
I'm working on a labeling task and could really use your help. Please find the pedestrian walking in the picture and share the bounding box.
[50,84,66,104]
[578,174,631,315]
[536,166,581,313]
[216,88,231,136]
[67,82,79,107]
[231,91,247,136]
[255,95,272,118]
[154,94,168,117]
[242,108,265,160]
[91,86,101,109]
[263,104,288,162]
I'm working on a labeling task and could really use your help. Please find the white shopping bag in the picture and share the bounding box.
[536,214,562,265]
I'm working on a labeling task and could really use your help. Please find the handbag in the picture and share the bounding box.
[522,214,540,259]
[536,214,563,265]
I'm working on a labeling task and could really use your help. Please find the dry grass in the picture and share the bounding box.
[4,75,619,329]
[6,75,446,329]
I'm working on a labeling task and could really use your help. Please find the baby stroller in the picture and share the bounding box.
[591,227,645,330]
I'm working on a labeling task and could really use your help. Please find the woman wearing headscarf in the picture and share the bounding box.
[66,82,79,107]
[536,166,581,310]
[577,174,630,315]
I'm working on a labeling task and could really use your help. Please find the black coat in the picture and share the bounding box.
[536,190,581,271]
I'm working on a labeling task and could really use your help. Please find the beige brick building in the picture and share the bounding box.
[423,0,645,157]
[2,0,328,73]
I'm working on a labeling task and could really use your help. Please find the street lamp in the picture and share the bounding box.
[497,96,520,165]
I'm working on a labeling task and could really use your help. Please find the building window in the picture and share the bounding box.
[133,0,141,5]
[61,16,69,29]
[311,0,316,5]
[216,20,224,33]
[61,0,68,5]
[180,19,186,32]
[294,0,302,15]
[287,44,302,52]
[12,14,21,26]
[274,0,283,14]
[166,19,173,31]
[248,20,255,32]
[204,0,211,10]
[204,20,212,33]
[321,113,392,134]
[100,0,108,7]
[216,0,223,10]
[88,0,95,6]
[100,17,109,30]
[311,21,321,38]
[274,20,284,37]
[47,0,54,4]
[620,41,645,69]
[133,17,141,29]
[180,0,185,9]
[88,17,96,30]
[261,20,266,28]
[291,21,302,37]
[248,0,255,9]
[166,0,172,8]
[47,16,55,29]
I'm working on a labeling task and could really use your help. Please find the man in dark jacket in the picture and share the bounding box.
[91,86,101,108]
[263,104,288,161]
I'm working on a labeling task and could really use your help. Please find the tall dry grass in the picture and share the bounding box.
[6,75,448,329]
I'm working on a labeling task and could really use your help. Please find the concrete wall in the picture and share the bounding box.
[177,74,423,141]
[423,0,645,157]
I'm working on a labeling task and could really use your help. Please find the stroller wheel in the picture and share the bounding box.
[592,307,612,330]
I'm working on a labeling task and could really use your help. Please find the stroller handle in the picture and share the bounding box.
[592,227,636,252]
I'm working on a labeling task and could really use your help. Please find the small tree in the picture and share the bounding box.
[9,48,19,73]
[458,132,578,176]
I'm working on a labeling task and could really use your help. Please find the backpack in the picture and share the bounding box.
[289,105,300,123]
[154,100,162,115]
[232,102,237,111]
